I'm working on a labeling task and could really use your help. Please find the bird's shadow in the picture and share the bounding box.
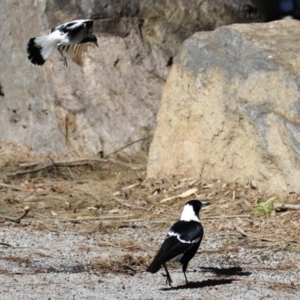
[160,266,251,291]
[161,278,234,291]
[199,266,251,277]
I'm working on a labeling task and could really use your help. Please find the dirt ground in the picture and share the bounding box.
[0,143,300,299]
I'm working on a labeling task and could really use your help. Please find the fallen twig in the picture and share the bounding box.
[115,199,152,211]
[234,226,281,243]
[104,137,150,159]
[0,242,14,248]
[122,182,141,191]
[202,215,250,220]
[274,203,300,211]
[33,214,135,222]
[19,162,39,169]
[32,212,51,219]
[86,222,104,233]
[9,158,108,176]
[0,183,28,191]
[235,225,248,237]
[160,188,198,203]
[0,206,30,223]
[19,158,108,169]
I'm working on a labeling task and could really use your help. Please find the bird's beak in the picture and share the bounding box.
[94,41,99,48]
[201,201,210,207]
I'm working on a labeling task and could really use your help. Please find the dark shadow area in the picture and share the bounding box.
[199,266,251,277]
[45,264,87,274]
[161,278,235,291]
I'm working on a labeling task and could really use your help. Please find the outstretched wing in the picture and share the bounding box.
[60,43,88,65]
[146,221,203,273]
[67,20,94,44]
[51,19,94,45]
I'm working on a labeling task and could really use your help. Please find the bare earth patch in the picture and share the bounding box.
[0,143,300,299]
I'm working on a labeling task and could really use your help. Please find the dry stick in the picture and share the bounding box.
[202,214,250,220]
[33,214,135,222]
[8,164,63,176]
[0,183,28,191]
[33,212,51,220]
[0,242,14,248]
[87,222,103,233]
[234,226,281,243]
[47,155,58,177]
[8,159,108,176]
[275,203,300,211]
[22,187,40,201]
[0,206,30,223]
[104,137,150,159]
[115,199,151,211]
[67,167,75,181]
[19,162,39,169]
[33,212,168,225]
[19,158,108,169]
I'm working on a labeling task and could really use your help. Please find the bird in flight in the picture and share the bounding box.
[146,199,209,287]
[27,19,98,67]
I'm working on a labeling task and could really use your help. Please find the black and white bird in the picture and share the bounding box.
[27,19,98,67]
[146,199,209,287]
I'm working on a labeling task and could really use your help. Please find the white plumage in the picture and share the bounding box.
[27,19,98,67]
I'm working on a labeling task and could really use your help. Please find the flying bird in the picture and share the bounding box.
[146,199,209,287]
[27,19,98,67]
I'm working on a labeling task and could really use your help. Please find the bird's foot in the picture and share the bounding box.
[59,55,68,67]
[162,273,173,287]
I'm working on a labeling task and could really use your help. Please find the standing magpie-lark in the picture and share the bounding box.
[146,199,209,287]
[27,19,98,67]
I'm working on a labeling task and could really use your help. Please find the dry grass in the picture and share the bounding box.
[0,142,300,255]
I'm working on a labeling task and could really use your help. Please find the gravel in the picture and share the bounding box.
[0,221,300,299]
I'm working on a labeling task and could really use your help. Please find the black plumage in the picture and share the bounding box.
[146,199,209,286]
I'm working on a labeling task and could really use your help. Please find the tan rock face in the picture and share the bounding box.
[148,20,300,193]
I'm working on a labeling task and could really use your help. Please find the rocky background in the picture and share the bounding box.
[2,1,300,192]
[0,0,258,157]
[148,19,300,193]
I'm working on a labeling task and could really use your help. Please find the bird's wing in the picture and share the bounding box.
[150,222,203,267]
[50,20,94,45]
[160,221,203,260]
[66,20,94,44]
[60,43,88,65]
[170,221,204,244]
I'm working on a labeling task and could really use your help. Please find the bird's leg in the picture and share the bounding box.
[183,271,189,287]
[57,46,68,67]
[162,264,173,286]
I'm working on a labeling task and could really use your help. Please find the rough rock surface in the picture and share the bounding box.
[0,0,259,156]
[148,20,300,193]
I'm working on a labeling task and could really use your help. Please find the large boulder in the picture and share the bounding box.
[147,20,300,193]
[0,0,259,156]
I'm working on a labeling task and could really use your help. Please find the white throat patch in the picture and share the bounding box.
[180,204,200,222]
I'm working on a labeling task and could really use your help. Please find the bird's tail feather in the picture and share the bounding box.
[27,35,56,66]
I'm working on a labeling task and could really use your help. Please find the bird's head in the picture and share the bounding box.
[180,199,210,222]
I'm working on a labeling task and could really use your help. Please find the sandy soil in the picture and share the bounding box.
[0,143,300,299]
